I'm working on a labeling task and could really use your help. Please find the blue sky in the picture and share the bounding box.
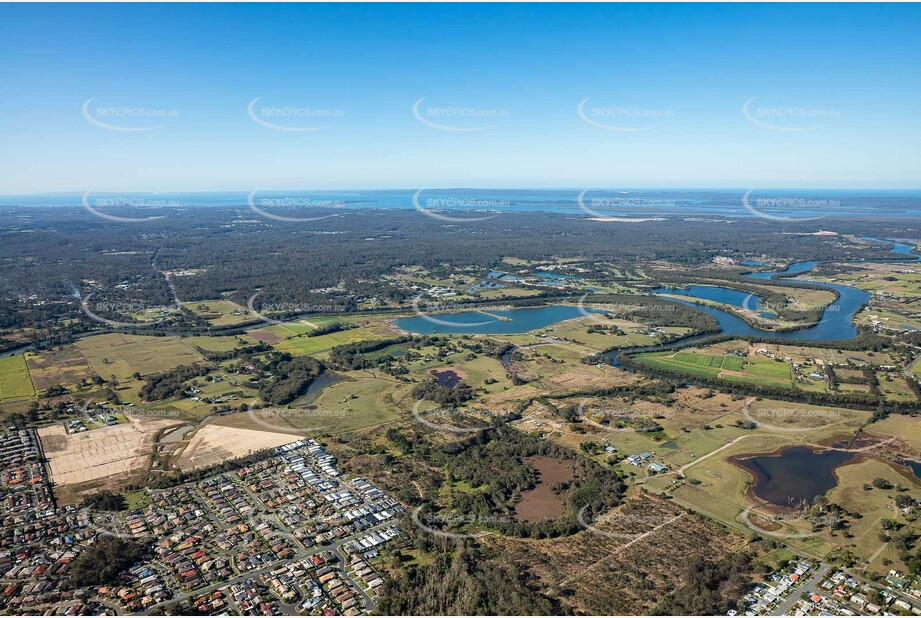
[1,3,920,193]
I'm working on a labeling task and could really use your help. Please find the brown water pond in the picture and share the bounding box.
[514,456,576,522]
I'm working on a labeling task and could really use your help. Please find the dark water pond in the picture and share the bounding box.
[735,446,856,506]
[898,460,921,480]
[430,369,462,387]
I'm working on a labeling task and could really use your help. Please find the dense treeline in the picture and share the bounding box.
[68,536,147,587]
[258,354,324,405]
[326,337,413,370]
[411,377,475,406]
[82,490,127,511]
[581,293,720,334]
[141,363,211,400]
[306,322,354,337]
[404,425,626,539]
[653,552,753,615]
[376,539,563,615]
[196,342,272,361]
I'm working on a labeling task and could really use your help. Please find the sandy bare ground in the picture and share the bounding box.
[176,423,297,470]
[39,415,180,503]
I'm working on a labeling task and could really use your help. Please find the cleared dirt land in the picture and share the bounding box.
[176,422,297,470]
[39,414,180,503]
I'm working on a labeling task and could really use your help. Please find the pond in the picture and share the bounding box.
[429,368,462,387]
[513,456,575,522]
[733,446,856,506]
[898,460,921,480]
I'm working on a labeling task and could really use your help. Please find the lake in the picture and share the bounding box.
[653,284,760,309]
[734,446,856,506]
[394,304,598,335]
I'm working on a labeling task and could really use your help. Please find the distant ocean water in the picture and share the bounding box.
[3,189,921,219]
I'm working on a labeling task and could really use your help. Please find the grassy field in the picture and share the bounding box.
[181,335,247,352]
[182,299,254,326]
[75,333,204,380]
[0,355,35,401]
[872,414,921,451]
[273,326,390,356]
[825,457,921,572]
[636,349,792,386]
[284,371,408,434]
[25,346,93,393]
[547,315,692,352]
[630,399,921,569]
[828,262,921,299]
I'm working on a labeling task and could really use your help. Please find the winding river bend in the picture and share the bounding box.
[603,238,920,365]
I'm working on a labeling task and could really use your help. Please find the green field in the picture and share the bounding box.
[258,315,353,338]
[0,355,35,400]
[274,326,388,356]
[635,350,792,386]
[284,372,406,434]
